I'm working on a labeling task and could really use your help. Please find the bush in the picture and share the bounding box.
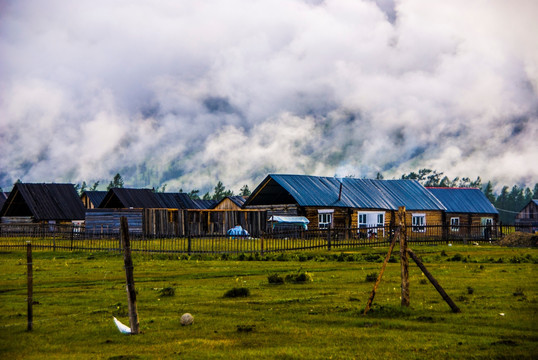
[365,272,378,282]
[159,287,175,297]
[224,287,250,298]
[467,286,474,295]
[267,273,285,284]
[285,270,313,283]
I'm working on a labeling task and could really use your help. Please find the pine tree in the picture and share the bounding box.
[239,184,251,196]
[107,173,124,190]
[483,181,495,203]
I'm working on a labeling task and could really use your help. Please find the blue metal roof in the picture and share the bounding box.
[245,174,446,211]
[427,188,498,214]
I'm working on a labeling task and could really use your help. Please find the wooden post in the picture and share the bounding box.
[327,227,332,251]
[120,217,140,334]
[399,207,410,307]
[27,241,33,332]
[407,248,461,313]
[363,227,400,315]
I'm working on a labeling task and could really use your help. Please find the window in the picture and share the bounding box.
[318,209,334,229]
[450,217,460,232]
[412,214,426,232]
[357,212,385,235]
[481,217,493,237]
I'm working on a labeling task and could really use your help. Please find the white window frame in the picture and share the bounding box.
[357,211,385,235]
[412,213,426,233]
[450,217,460,232]
[318,209,334,229]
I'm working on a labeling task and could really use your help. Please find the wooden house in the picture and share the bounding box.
[80,191,107,209]
[427,187,499,238]
[0,183,85,225]
[244,174,446,236]
[515,199,538,233]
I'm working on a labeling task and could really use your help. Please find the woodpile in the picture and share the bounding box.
[498,232,538,248]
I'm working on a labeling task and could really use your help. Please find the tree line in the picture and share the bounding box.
[9,169,532,224]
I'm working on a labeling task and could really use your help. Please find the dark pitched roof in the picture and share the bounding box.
[154,192,205,209]
[99,188,163,209]
[81,191,107,207]
[214,195,246,209]
[0,192,9,210]
[245,174,446,211]
[229,196,246,207]
[192,199,218,209]
[427,188,498,214]
[0,183,85,221]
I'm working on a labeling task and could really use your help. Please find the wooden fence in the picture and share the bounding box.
[0,223,532,254]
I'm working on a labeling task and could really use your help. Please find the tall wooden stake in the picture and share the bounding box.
[399,207,410,307]
[120,216,140,334]
[27,241,33,332]
[407,248,461,313]
[363,227,400,315]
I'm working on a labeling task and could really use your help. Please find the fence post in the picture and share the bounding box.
[187,226,192,256]
[398,207,410,307]
[260,235,264,256]
[120,216,140,334]
[327,227,332,251]
[27,241,33,331]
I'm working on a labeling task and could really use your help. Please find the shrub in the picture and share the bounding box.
[285,270,313,283]
[267,273,285,284]
[513,288,525,297]
[450,253,463,262]
[365,272,378,282]
[224,287,250,298]
[419,278,428,285]
[467,286,474,295]
[159,287,175,297]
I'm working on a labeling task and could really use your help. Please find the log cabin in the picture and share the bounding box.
[426,187,499,239]
[243,174,446,237]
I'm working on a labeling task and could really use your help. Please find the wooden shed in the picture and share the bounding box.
[0,183,85,225]
[213,196,246,210]
[515,199,538,232]
[80,191,107,209]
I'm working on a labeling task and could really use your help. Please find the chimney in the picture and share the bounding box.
[338,182,343,201]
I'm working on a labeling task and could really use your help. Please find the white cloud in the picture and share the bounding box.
[0,0,537,192]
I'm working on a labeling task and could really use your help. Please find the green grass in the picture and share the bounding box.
[0,245,537,359]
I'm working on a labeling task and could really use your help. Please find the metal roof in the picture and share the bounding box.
[0,183,85,221]
[192,199,218,209]
[245,174,446,211]
[100,188,163,209]
[426,187,498,214]
[81,191,107,207]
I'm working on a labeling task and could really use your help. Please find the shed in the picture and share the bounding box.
[515,199,538,233]
[0,183,85,224]
[213,196,246,210]
[81,191,107,209]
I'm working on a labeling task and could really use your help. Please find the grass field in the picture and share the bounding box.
[0,245,537,359]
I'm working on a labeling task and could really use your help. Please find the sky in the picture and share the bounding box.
[1,0,537,193]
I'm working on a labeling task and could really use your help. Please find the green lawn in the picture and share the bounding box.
[0,245,537,359]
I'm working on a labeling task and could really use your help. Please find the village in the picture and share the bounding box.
[1,174,536,253]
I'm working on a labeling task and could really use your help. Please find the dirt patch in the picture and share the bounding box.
[498,232,538,248]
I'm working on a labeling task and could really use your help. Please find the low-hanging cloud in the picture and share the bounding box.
[1,0,537,193]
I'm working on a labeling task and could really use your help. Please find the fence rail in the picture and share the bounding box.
[0,223,533,254]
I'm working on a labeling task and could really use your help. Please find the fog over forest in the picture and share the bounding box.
[1,1,537,193]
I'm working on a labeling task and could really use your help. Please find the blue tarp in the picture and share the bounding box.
[269,216,310,230]
[227,225,249,236]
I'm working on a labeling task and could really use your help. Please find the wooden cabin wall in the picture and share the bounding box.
[213,198,242,210]
[85,209,144,234]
